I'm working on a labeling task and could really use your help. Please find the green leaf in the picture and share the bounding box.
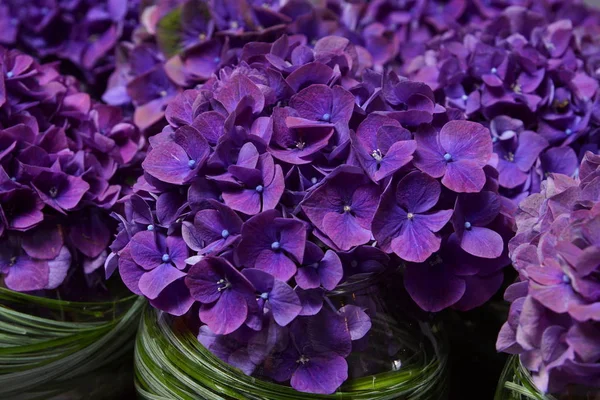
[156,7,184,59]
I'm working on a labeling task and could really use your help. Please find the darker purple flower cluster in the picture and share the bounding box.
[108,32,514,393]
[0,47,143,293]
[497,151,600,393]
[401,4,600,203]
[0,0,139,89]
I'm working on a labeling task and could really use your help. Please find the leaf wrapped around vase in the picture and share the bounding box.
[107,30,514,396]
[0,46,145,398]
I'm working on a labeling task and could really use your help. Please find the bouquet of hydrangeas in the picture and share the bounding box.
[496,151,600,395]
[0,0,139,90]
[0,47,144,293]
[401,5,600,203]
[108,31,515,394]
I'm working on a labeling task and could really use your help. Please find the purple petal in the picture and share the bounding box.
[139,263,187,300]
[404,261,466,312]
[291,355,348,395]
[199,289,249,335]
[269,280,302,326]
[130,231,162,270]
[460,226,504,259]
[339,305,371,340]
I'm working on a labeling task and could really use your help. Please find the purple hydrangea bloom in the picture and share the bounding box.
[0,47,143,293]
[498,152,600,393]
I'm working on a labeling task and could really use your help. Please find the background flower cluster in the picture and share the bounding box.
[497,152,600,393]
[0,47,143,293]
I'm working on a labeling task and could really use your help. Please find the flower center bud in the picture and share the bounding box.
[310,177,318,184]
[504,152,515,162]
[407,212,415,220]
[296,141,306,150]
[343,205,352,213]
[297,355,310,364]
[230,21,239,29]
[492,137,498,143]
[214,57,221,63]
[49,187,58,198]
[511,83,522,94]
[371,149,383,162]
[255,185,264,193]
[217,278,231,291]
[443,153,452,162]
[162,254,170,262]
[260,292,269,300]
[562,274,571,284]
[198,33,206,41]
[490,67,498,74]
[464,221,472,230]
[461,94,468,101]
[147,224,154,231]
[565,128,573,136]
[188,159,196,168]
[6,71,13,78]
[271,241,281,251]
[9,256,17,266]
[321,113,331,122]
[10,177,16,181]
[159,90,168,97]
[221,229,230,239]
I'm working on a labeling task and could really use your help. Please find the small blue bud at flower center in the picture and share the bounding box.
[321,113,331,122]
[565,128,573,135]
[260,292,269,300]
[562,274,571,284]
[221,229,230,239]
[464,221,472,229]
[188,159,196,168]
[343,205,352,212]
[10,177,16,181]
[255,185,264,193]
[271,241,281,250]
[162,254,170,262]
[491,67,498,74]
[443,153,452,161]
[159,90,168,97]
[147,224,154,231]
[311,177,318,184]
[49,187,58,198]
[230,21,239,29]
[297,355,310,364]
[407,212,415,220]
[461,94,468,101]
[492,137,498,143]
[6,71,13,78]
[214,57,220,63]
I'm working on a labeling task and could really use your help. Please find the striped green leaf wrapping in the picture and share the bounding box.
[0,287,145,399]
[494,355,599,400]
[135,307,449,400]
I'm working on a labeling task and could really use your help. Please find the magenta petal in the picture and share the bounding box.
[199,290,248,335]
[269,280,302,326]
[130,231,162,270]
[290,355,348,395]
[143,142,193,185]
[339,305,371,340]
[391,221,441,263]
[319,250,343,291]
[322,211,371,251]
[138,263,186,300]
[404,262,466,312]
[443,160,487,193]
[460,226,504,259]
[396,171,441,213]
[255,250,297,282]
[4,257,49,292]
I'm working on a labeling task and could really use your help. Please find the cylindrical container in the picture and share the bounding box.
[495,355,600,400]
[135,273,449,399]
[0,287,145,399]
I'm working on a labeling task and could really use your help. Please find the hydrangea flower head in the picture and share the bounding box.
[0,47,143,293]
[497,152,600,393]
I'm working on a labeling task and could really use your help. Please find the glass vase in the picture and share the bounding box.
[0,287,145,399]
[135,272,449,399]
[495,355,600,400]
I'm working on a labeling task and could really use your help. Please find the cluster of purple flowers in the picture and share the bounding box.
[400,5,600,203]
[0,0,139,89]
[497,151,600,393]
[0,47,143,293]
[107,32,515,393]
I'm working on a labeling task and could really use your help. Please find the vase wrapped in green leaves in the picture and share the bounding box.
[134,272,448,400]
[0,47,145,398]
